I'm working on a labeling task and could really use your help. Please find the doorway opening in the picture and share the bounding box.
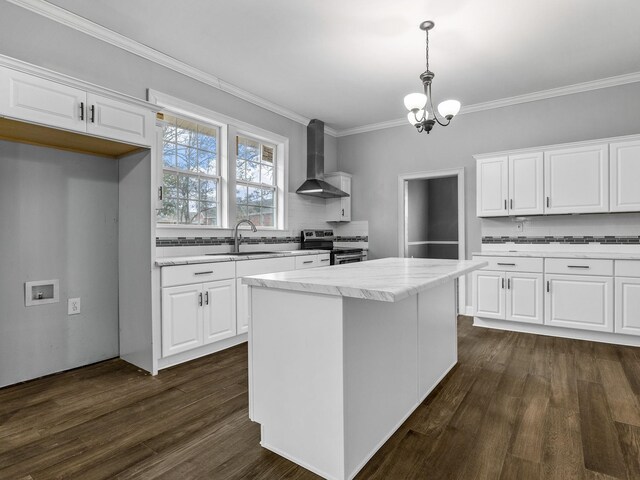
[398,168,466,311]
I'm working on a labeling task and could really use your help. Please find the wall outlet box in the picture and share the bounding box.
[25,279,59,306]
[68,298,81,315]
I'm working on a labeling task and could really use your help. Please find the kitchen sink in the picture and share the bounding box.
[205,251,280,256]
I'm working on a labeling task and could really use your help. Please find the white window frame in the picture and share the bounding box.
[148,90,289,232]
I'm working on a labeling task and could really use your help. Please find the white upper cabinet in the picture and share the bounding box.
[544,144,609,214]
[0,67,86,132]
[326,172,352,222]
[0,65,153,147]
[476,156,508,217]
[610,139,640,212]
[509,152,544,215]
[476,153,543,217]
[85,93,151,146]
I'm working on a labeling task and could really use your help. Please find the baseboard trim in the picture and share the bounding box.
[473,317,640,347]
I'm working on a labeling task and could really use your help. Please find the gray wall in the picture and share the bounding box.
[0,2,336,193]
[338,82,640,305]
[406,179,430,242]
[0,141,119,386]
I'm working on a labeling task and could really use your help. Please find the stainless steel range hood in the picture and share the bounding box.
[296,119,349,199]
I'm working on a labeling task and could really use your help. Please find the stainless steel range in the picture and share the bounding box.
[300,229,367,265]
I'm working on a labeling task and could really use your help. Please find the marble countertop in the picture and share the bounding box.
[156,249,327,266]
[473,251,640,260]
[242,257,487,303]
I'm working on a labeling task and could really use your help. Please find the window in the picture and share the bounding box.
[235,135,277,228]
[150,89,288,230]
[158,114,220,225]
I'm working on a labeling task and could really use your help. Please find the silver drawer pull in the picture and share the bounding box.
[303,260,313,264]
[567,265,590,269]
[320,258,330,262]
[497,263,516,266]
[194,271,214,275]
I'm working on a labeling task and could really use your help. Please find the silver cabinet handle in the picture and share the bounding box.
[198,292,203,306]
[507,278,511,289]
[194,271,214,275]
[303,260,313,264]
[90,104,95,123]
[504,200,507,210]
[341,208,344,216]
[510,199,513,209]
[80,102,84,121]
[546,197,550,208]
[497,263,516,266]
[501,278,505,289]
[158,186,163,201]
[320,258,330,262]
[205,291,209,305]
[546,281,550,293]
[567,265,590,269]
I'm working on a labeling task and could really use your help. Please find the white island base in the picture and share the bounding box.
[249,280,458,480]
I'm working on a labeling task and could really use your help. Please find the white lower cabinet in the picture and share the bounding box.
[472,257,543,325]
[236,278,250,334]
[544,274,614,332]
[202,279,236,344]
[161,284,205,357]
[615,277,640,335]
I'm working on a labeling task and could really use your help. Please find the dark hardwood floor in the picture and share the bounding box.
[2,317,640,479]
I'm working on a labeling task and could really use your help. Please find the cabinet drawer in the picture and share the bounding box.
[545,258,613,276]
[236,256,296,277]
[615,260,640,278]
[318,253,331,266]
[295,255,318,269]
[162,262,236,287]
[474,256,543,273]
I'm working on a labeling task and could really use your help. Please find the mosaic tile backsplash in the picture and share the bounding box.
[156,235,368,247]
[483,236,640,245]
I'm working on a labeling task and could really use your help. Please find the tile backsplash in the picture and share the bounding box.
[481,213,640,241]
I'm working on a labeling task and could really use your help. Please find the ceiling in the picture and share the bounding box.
[39,0,640,132]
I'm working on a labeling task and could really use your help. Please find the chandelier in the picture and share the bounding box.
[404,21,461,134]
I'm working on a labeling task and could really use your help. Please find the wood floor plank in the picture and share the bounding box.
[598,359,640,427]
[615,421,640,480]
[550,352,579,412]
[577,380,627,479]
[499,454,541,480]
[509,374,550,463]
[541,406,584,480]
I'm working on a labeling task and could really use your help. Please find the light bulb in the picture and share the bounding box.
[403,93,427,111]
[437,100,461,119]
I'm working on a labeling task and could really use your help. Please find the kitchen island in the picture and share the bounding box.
[244,257,486,480]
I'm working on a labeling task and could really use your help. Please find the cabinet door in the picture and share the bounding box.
[476,156,508,217]
[341,175,351,221]
[610,140,640,212]
[508,152,544,215]
[203,279,236,344]
[236,278,250,334]
[472,270,505,319]
[162,284,203,356]
[0,67,86,132]
[544,144,608,214]
[615,277,640,336]
[545,274,613,332]
[506,272,543,324]
[86,93,151,146]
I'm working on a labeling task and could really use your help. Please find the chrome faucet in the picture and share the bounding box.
[233,219,257,253]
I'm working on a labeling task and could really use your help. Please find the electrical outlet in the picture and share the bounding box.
[515,221,524,232]
[68,297,81,315]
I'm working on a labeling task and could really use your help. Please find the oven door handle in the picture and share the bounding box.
[334,253,365,261]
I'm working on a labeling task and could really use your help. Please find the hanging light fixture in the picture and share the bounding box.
[404,21,461,134]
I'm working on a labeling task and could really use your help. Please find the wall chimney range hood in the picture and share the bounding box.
[296,119,349,199]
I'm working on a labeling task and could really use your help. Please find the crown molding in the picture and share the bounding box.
[337,71,640,137]
[8,0,639,139]
[6,0,339,136]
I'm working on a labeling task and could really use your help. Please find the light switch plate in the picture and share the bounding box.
[68,298,81,315]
